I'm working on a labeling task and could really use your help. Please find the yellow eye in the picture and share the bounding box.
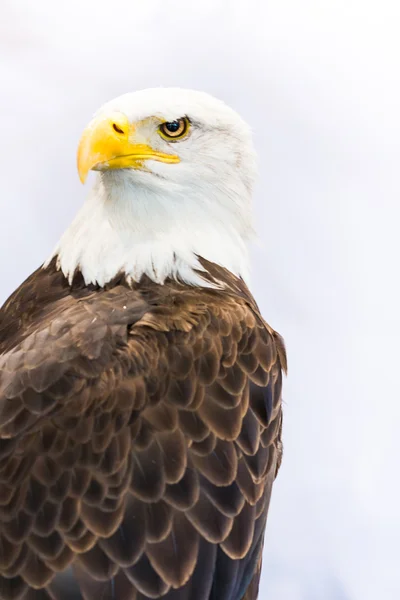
[159,117,190,140]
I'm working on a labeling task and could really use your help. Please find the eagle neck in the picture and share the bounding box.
[46,175,251,288]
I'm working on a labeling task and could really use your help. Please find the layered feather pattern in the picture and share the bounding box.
[0,260,286,600]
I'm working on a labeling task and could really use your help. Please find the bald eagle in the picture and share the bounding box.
[0,88,286,600]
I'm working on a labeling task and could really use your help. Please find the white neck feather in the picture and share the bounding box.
[46,171,253,288]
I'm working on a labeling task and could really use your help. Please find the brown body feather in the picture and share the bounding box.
[0,259,286,600]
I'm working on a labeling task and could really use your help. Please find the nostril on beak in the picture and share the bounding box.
[112,123,125,134]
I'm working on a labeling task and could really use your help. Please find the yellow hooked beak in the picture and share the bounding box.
[77,112,180,183]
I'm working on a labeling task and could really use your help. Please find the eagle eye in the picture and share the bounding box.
[159,117,190,140]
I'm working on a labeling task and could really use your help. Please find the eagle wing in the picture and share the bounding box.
[0,268,285,600]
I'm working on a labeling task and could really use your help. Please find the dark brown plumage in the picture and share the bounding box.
[0,258,286,600]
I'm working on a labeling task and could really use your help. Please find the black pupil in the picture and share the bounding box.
[165,120,180,133]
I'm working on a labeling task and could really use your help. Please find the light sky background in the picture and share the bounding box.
[1,1,399,599]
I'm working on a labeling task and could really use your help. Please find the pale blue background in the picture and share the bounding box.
[1,1,399,598]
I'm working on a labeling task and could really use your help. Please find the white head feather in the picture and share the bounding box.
[47,88,257,287]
